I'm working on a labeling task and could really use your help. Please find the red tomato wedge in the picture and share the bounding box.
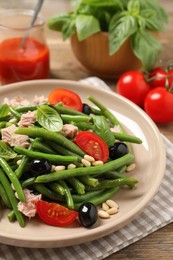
[74,131,109,163]
[36,200,78,226]
[48,88,83,111]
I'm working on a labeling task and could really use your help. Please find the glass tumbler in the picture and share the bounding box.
[0,9,50,85]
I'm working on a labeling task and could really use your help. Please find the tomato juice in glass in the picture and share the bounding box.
[0,10,50,85]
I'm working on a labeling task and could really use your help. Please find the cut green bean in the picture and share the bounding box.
[72,189,105,202]
[21,177,36,189]
[0,158,25,202]
[85,177,138,191]
[78,175,99,187]
[9,107,21,120]
[59,180,74,209]
[48,182,65,196]
[66,177,85,195]
[33,183,65,202]
[0,169,25,227]
[31,138,56,154]
[0,183,12,208]
[14,146,78,164]
[61,114,91,123]
[15,126,85,157]
[113,132,142,144]
[14,146,32,179]
[74,187,120,211]
[35,153,134,183]
[54,104,85,115]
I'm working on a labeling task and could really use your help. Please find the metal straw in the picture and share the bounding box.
[20,0,44,49]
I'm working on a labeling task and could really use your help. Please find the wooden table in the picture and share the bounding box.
[1,1,173,259]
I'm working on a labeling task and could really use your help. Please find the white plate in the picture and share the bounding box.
[0,79,166,248]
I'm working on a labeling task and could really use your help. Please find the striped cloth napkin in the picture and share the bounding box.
[0,77,173,260]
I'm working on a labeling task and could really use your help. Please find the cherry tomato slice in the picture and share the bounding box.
[74,131,109,163]
[48,88,83,111]
[36,200,78,226]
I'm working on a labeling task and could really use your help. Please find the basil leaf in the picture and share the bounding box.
[93,116,115,147]
[36,105,63,132]
[48,13,72,31]
[131,30,162,70]
[141,9,165,31]
[0,141,17,159]
[109,12,137,55]
[75,14,101,41]
[0,104,10,118]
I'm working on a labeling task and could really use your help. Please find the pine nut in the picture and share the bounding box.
[11,183,15,190]
[55,165,66,171]
[15,191,19,199]
[16,159,22,165]
[126,163,136,172]
[102,202,109,211]
[84,154,95,162]
[107,207,119,215]
[106,199,119,209]
[81,158,91,167]
[51,165,56,172]
[92,160,103,166]
[67,163,76,169]
[98,210,110,219]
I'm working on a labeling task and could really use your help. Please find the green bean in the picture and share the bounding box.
[35,153,134,183]
[59,180,74,209]
[90,107,102,115]
[113,132,142,144]
[8,210,15,222]
[88,96,124,132]
[34,183,65,202]
[66,177,85,195]
[21,177,36,189]
[9,107,21,120]
[14,146,78,164]
[95,166,127,179]
[0,169,25,227]
[73,122,94,131]
[14,146,32,179]
[0,183,12,208]
[78,176,99,187]
[15,103,47,113]
[0,122,7,129]
[74,187,120,211]
[72,189,105,202]
[0,158,25,202]
[46,141,83,161]
[85,177,138,191]
[54,104,85,115]
[15,126,85,157]
[31,138,56,154]
[61,114,91,123]
[48,182,65,195]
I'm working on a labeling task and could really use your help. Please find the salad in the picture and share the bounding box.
[0,88,141,228]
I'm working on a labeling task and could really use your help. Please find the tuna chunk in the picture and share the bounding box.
[3,96,30,107]
[60,124,78,138]
[18,189,42,218]
[18,111,36,127]
[1,125,30,148]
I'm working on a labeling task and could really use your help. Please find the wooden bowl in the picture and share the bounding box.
[70,32,142,79]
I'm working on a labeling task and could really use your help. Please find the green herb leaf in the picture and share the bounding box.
[36,105,63,132]
[93,115,115,147]
[109,12,137,55]
[48,13,72,31]
[0,141,17,159]
[75,14,101,41]
[0,104,10,118]
[131,30,162,70]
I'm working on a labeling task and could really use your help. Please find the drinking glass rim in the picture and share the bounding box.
[0,9,45,31]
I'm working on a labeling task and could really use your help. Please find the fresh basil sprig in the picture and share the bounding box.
[0,104,10,118]
[0,141,17,159]
[36,105,63,132]
[48,0,168,70]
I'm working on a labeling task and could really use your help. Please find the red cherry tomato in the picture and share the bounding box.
[144,87,173,123]
[148,67,173,89]
[48,88,83,111]
[148,67,167,88]
[74,131,109,163]
[36,200,78,226]
[116,70,150,107]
